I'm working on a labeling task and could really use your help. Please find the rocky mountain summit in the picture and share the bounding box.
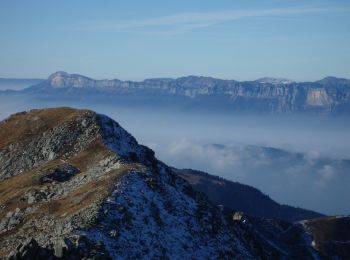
[17,72,350,115]
[0,108,349,259]
[0,108,262,259]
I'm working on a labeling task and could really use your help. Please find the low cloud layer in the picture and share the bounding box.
[150,140,350,215]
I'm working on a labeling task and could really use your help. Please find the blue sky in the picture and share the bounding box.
[1,0,350,80]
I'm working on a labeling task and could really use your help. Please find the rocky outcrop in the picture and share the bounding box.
[7,238,55,260]
[0,109,101,180]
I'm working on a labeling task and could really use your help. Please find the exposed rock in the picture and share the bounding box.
[40,164,80,183]
[8,238,55,260]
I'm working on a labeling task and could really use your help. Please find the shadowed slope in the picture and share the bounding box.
[174,168,323,222]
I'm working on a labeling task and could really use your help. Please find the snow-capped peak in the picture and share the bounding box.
[255,77,295,85]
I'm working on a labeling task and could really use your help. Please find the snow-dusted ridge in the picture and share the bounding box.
[97,114,158,170]
[93,113,258,258]
[81,169,253,259]
[254,77,296,85]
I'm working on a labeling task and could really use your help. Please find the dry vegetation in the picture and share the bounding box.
[0,107,89,149]
[0,159,63,218]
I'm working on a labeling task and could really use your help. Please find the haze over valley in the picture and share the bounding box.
[1,73,349,215]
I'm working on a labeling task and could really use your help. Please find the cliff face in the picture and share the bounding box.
[22,72,350,115]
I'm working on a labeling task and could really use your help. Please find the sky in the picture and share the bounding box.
[1,0,350,81]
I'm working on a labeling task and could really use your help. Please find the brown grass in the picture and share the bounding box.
[0,107,91,149]
[0,159,64,218]
[0,140,116,219]
[67,141,110,172]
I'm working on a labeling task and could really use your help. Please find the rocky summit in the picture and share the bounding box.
[0,107,349,259]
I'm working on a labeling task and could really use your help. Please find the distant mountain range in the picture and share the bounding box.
[2,71,350,115]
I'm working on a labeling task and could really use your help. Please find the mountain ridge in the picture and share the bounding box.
[32,71,350,87]
[174,168,323,222]
[12,71,349,115]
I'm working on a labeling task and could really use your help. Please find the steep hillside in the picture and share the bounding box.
[174,169,323,222]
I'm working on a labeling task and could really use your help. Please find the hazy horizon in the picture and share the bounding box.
[1,71,350,83]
